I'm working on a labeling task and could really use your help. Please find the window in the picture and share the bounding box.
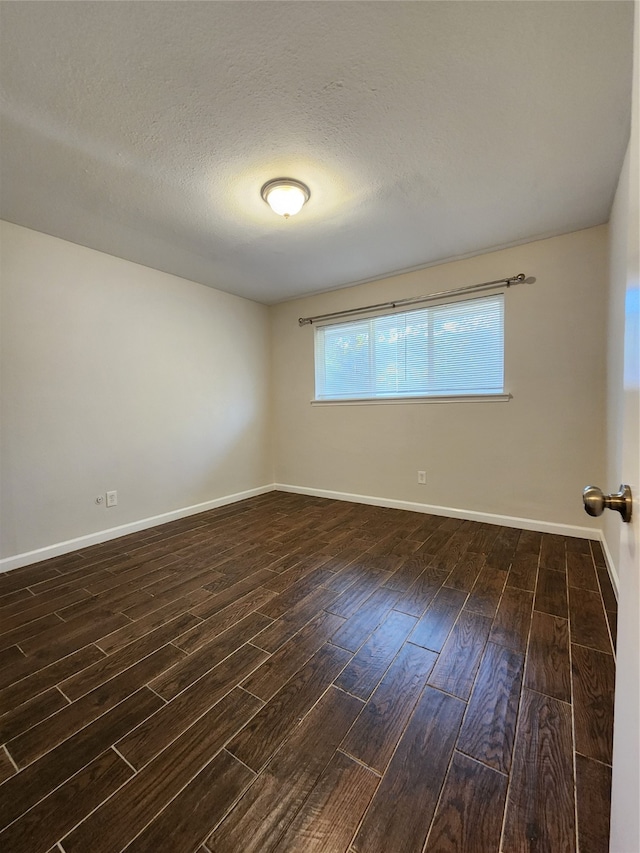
[314,293,504,401]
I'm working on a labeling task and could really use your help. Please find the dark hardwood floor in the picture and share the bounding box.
[0,492,617,852]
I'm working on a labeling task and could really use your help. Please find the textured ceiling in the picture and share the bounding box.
[0,1,634,303]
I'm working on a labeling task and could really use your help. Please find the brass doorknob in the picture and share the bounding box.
[583,485,633,523]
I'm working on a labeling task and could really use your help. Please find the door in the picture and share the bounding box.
[609,12,639,849]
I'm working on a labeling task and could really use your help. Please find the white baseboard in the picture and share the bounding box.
[598,532,620,599]
[1,481,613,580]
[274,482,602,540]
[0,485,275,574]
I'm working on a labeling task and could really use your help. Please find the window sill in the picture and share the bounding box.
[311,393,512,406]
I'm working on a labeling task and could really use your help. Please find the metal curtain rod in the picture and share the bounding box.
[298,273,528,326]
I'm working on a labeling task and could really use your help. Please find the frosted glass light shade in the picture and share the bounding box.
[261,179,310,218]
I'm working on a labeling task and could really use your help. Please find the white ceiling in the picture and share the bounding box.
[0,1,634,304]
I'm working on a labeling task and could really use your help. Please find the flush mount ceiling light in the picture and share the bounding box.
[261,178,310,218]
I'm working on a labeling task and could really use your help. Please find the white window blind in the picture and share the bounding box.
[314,293,504,401]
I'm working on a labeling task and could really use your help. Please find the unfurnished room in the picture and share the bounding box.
[0,2,638,852]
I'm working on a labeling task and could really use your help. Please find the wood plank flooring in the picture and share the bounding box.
[0,492,617,852]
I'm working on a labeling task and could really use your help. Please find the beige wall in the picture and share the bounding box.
[0,216,610,565]
[608,3,639,849]
[0,221,272,561]
[271,227,608,531]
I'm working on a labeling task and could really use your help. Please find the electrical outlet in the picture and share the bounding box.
[106,490,118,507]
[95,495,104,505]
[417,471,427,485]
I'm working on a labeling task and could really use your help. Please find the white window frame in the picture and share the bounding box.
[312,293,510,405]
